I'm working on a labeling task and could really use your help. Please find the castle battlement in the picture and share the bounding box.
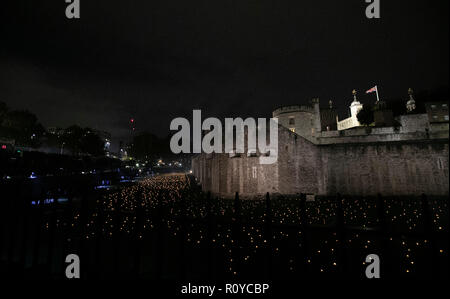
[273,105,315,117]
[316,128,448,145]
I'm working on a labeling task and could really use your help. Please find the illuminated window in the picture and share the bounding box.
[445,115,449,121]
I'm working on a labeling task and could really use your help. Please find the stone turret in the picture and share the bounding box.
[350,89,363,118]
[272,104,315,141]
[406,88,416,113]
[337,89,363,131]
[312,97,322,136]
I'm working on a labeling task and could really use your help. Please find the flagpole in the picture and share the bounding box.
[375,85,380,102]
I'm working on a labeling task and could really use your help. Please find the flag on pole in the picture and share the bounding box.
[366,86,377,94]
[366,85,380,102]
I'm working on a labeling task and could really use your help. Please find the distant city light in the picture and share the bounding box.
[1,145,6,149]
[31,198,55,205]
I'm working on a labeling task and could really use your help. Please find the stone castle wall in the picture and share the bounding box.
[192,125,449,198]
[192,151,279,198]
[318,140,449,196]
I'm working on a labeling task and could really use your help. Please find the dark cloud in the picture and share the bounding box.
[1,0,448,151]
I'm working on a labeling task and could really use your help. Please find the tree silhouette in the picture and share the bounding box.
[357,103,374,126]
[1,108,44,147]
[62,126,104,156]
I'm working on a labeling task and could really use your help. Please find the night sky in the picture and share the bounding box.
[0,0,448,150]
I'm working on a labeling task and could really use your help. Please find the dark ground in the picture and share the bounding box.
[0,174,448,280]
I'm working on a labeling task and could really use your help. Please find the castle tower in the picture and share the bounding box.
[312,97,322,136]
[406,88,416,113]
[337,89,363,130]
[272,105,316,141]
[350,89,363,118]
